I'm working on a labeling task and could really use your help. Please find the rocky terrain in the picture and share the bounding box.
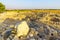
[0,10,60,40]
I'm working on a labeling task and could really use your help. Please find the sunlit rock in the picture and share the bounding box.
[16,21,29,37]
[18,15,26,20]
[10,25,14,28]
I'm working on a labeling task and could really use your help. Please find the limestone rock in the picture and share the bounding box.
[16,21,29,37]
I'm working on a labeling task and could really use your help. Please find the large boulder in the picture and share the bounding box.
[16,21,29,37]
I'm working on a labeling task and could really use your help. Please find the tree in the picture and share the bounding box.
[0,3,5,13]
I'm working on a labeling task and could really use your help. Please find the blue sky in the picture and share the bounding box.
[0,0,60,9]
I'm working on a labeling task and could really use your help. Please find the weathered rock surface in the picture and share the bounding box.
[16,21,29,37]
[0,10,60,40]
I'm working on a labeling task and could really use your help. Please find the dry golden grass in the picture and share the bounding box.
[0,9,60,29]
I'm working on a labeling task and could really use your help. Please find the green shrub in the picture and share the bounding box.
[0,3,5,13]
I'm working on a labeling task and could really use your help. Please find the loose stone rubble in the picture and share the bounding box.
[0,18,60,40]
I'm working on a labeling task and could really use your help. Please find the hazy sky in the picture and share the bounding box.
[0,0,60,9]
